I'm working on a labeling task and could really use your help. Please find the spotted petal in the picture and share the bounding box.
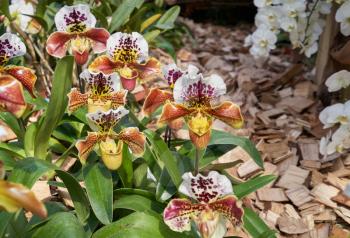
[83,28,110,53]
[0,180,47,218]
[55,4,96,33]
[87,107,129,132]
[143,88,173,116]
[80,69,121,95]
[76,132,102,163]
[89,55,122,75]
[158,102,193,124]
[107,32,148,64]
[0,33,26,65]
[4,65,37,96]
[116,127,146,156]
[67,88,88,113]
[179,171,233,203]
[173,72,226,105]
[206,101,244,129]
[0,75,26,117]
[46,31,74,58]
[162,63,184,87]
[209,195,244,226]
[163,198,203,233]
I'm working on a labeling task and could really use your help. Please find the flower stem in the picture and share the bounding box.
[76,64,84,93]
[194,147,200,175]
[164,126,172,148]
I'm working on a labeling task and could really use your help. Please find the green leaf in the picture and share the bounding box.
[0,213,13,238]
[31,212,86,238]
[117,143,133,188]
[144,29,161,43]
[243,208,277,238]
[91,8,108,29]
[0,112,24,140]
[84,163,113,225]
[24,123,37,157]
[0,142,26,159]
[55,170,90,224]
[208,130,263,168]
[144,129,182,187]
[8,158,57,188]
[113,194,165,216]
[113,188,156,200]
[34,56,74,160]
[0,0,11,19]
[155,6,180,30]
[109,0,143,32]
[234,175,276,199]
[92,212,188,238]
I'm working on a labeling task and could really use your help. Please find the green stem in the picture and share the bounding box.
[76,64,84,93]
[194,147,200,175]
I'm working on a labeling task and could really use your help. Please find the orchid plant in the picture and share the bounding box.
[0,2,275,238]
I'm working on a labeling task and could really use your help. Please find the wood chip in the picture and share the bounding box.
[237,159,262,178]
[299,141,320,161]
[311,183,340,208]
[286,186,313,206]
[277,215,314,234]
[276,165,310,189]
[257,188,289,202]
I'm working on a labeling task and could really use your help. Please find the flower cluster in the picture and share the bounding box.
[245,0,333,58]
[319,70,350,155]
[163,171,244,238]
[0,33,37,117]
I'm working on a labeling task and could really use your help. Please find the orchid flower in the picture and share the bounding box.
[0,180,47,218]
[320,124,350,155]
[163,171,244,238]
[68,69,127,113]
[158,69,243,149]
[0,33,36,117]
[325,70,350,92]
[335,0,350,36]
[46,4,110,65]
[7,0,41,34]
[88,32,160,91]
[76,107,145,170]
[319,101,350,129]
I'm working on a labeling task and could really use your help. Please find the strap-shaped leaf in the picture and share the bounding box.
[109,0,143,32]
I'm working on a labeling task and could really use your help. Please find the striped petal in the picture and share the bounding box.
[209,195,244,226]
[4,66,37,96]
[206,101,244,129]
[46,31,73,58]
[116,127,146,156]
[76,132,101,163]
[143,88,173,116]
[158,102,193,124]
[163,198,203,233]
[0,75,26,117]
[89,55,122,75]
[67,88,88,113]
[179,171,233,203]
[0,180,47,218]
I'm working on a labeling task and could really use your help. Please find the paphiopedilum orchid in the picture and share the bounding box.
[158,69,244,148]
[76,107,145,170]
[46,4,110,65]
[0,33,37,117]
[163,171,243,238]
[68,69,127,113]
[89,32,160,91]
